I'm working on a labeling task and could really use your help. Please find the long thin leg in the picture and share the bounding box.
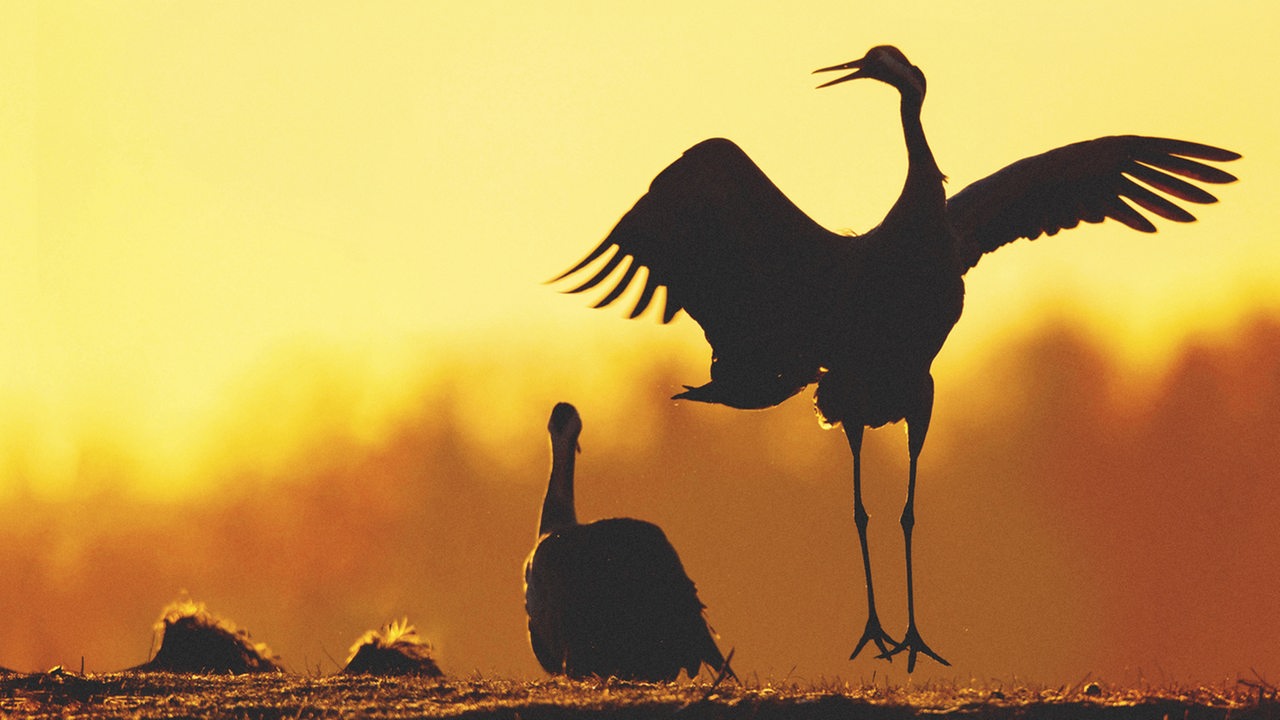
[846,423,899,660]
[880,378,949,671]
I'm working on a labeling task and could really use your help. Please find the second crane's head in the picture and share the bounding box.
[548,402,583,453]
[814,45,925,99]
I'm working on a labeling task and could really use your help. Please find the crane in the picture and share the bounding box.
[523,402,733,681]
[552,45,1239,672]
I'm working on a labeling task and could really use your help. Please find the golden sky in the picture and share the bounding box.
[4,2,1277,493]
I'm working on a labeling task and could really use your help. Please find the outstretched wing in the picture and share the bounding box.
[947,135,1239,272]
[554,138,847,409]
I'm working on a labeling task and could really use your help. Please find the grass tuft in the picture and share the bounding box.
[342,618,444,677]
[131,600,281,674]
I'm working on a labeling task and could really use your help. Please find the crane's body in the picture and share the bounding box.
[523,403,732,681]
[554,46,1238,672]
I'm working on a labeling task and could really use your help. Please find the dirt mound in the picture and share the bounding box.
[342,619,442,677]
[132,601,281,674]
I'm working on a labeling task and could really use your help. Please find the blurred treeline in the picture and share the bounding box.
[1,316,1277,683]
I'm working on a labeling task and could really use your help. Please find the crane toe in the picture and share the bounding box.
[877,624,949,673]
[849,613,899,662]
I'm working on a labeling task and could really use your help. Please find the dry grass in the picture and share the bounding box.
[1,669,1275,719]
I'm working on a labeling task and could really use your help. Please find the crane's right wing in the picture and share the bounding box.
[553,138,847,408]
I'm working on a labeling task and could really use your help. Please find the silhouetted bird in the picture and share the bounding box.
[554,45,1239,672]
[523,402,732,681]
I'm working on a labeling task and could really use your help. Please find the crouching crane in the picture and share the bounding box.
[553,45,1239,672]
[524,402,733,681]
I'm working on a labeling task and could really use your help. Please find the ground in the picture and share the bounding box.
[1,669,1275,719]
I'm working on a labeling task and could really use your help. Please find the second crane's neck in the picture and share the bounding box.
[886,91,946,226]
[537,435,579,536]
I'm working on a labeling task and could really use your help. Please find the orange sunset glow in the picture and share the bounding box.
[3,1,1278,686]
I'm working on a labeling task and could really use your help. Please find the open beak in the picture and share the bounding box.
[813,58,866,89]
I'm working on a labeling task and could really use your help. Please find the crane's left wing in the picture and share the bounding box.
[946,135,1239,272]
[553,138,848,409]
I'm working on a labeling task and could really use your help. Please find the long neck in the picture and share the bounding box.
[884,90,946,229]
[537,436,578,536]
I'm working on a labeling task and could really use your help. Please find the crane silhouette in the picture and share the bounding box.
[523,402,733,681]
[552,45,1239,672]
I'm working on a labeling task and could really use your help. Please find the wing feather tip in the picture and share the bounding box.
[548,242,618,285]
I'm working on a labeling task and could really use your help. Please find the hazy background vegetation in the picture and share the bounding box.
[2,315,1276,684]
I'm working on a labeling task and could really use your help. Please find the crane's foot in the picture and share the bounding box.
[849,614,899,661]
[878,624,949,673]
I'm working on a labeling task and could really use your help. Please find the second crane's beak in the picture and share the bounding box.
[813,58,866,88]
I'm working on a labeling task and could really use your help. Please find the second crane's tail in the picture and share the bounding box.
[698,618,738,685]
[705,645,738,687]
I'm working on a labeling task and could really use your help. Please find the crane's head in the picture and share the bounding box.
[547,402,583,452]
[814,45,925,98]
